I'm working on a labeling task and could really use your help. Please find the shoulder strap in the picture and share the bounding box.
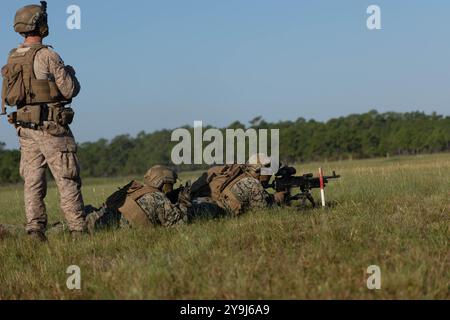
[24,44,48,80]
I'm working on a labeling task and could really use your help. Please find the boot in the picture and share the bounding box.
[27,230,47,242]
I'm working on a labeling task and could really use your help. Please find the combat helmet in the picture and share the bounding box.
[247,153,271,172]
[14,1,49,38]
[144,165,178,193]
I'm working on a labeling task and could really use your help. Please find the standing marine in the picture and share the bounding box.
[1,2,85,241]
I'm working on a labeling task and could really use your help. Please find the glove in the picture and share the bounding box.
[65,65,76,76]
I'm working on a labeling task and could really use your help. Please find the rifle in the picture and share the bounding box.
[264,166,341,208]
[167,181,192,207]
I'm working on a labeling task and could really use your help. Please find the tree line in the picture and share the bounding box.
[0,110,449,184]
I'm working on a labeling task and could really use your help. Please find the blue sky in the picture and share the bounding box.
[1,0,449,148]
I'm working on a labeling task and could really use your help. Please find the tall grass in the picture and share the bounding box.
[0,154,449,299]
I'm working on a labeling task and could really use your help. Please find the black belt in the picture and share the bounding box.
[16,121,41,130]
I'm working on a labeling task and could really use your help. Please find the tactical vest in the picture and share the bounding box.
[205,164,253,216]
[117,181,159,228]
[1,44,63,121]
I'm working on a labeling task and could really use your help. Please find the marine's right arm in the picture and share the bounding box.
[138,192,189,227]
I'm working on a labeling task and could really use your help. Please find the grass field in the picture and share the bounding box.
[0,154,449,299]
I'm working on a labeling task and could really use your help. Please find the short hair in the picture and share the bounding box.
[21,30,41,37]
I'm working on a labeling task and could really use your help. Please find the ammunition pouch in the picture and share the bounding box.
[51,106,75,126]
[11,104,75,130]
[28,79,62,104]
[16,105,41,124]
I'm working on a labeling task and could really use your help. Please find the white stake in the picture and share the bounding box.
[319,168,326,207]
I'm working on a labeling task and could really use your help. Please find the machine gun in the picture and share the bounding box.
[264,166,341,208]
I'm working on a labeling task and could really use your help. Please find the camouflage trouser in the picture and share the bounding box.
[84,206,126,232]
[18,124,85,233]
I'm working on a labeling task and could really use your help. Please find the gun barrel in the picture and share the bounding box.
[324,174,341,180]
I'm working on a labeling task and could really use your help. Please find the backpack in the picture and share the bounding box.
[206,165,246,199]
[207,165,252,215]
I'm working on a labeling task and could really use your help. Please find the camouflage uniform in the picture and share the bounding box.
[85,195,226,232]
[15,44,84,233]
[88,200,186,232]
[83,164,231,232]
[1,196,224,238]
[225,176,271,213]
[135,191,189,227]
[85,194,189,232]
[191,165,272,217]
[1,4,84,237]
[85,167,191,232]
